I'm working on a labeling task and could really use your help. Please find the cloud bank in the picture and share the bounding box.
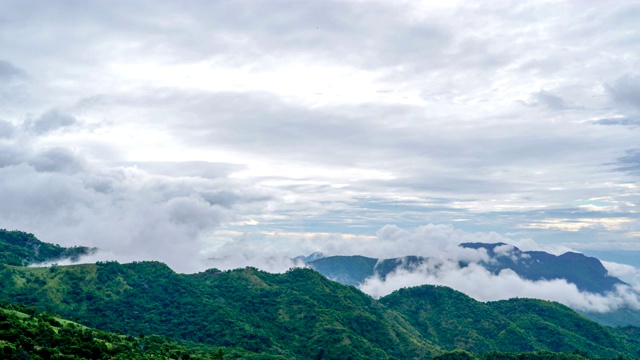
[361,260,640,313]
[2,1,640,308]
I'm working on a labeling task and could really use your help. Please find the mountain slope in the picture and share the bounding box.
[2,259,639,358]
[0,229,95,267]
[380,285,640,358]
[488,298,632,356]
[2,232,640,358]
[460,243,625,294]
[0,302,252,359]
[306,243,626,295]
[307,255,378,286]
[0,261,438,359]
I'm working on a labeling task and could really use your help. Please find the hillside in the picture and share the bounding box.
[0,261,437,359]
[2,302,626,360]
[381,286,640,358]
[2,258,640,358]
[0,302,266,359]
[0,229,95,267]
[2,231,640,358]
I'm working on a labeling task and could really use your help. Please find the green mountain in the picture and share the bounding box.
[381,286,640,358]
[0,229,95,266]
[0,302,230,359]
[2,230,640,359]
[0,261,438,359]
[1,259,640,359]
[1,300,626,360]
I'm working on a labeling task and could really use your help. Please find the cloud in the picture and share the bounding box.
[529,90,567,110]
[592,117,640,128]
[607,74,640,109]
[614,149,640,175]
[203,224,569,272]
[0,119,16,139]
[24,109,79,135]
[360,259,640,313]
[602,260,640,280]
[1,0,640,285]
[122,161,246,179]
[0,158,274,273]
[29,147,85,173]
[204,224,640,313]
[0,60,27,81]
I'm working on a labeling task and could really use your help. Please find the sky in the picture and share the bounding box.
[2,0,640,283]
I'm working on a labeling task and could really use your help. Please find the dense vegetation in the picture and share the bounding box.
[2,230,640,359]
[0,229,94,267]
[0,261,437,359]
[380,286,640,358]
[0,302,231,359]
[1,303,627,360]
[2,259,640,358]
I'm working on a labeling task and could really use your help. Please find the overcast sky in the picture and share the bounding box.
[2,0,640,273]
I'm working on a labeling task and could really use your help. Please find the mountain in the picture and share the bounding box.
[0,229,95,266]
[459,243,625,294]
[0,261,438,359]
[381,285,640,357]
[2,258,640,358]
[3,292,633,360]
[0,302,228,359]
[306,255,378,286]
[304,243,626,295]
[3,232,640,358]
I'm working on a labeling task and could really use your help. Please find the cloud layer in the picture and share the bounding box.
[1,1,640,280]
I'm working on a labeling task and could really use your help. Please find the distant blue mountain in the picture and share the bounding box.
[304,243,626,295]
[292,251,326,263]
[460,242,626,294]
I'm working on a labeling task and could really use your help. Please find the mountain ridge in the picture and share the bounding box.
[3,230,640,358]
[304,242,626,295]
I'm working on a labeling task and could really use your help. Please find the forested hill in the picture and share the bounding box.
[0,229,95,266]
[2,259,640,359]
[2,231,640,359]
[0,302,624,360]
[0,303,227,359]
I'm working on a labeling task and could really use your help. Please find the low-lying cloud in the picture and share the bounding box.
[360,259,640,313]
[203,224,640,313]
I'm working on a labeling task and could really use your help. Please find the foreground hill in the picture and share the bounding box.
[2,259,640,359]
[0,261,436,359]
[0,303,229,359]
[2,302,623,360]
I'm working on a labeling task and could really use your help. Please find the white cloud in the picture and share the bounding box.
[602,260,640,280]
[360,259,640,313]
[1,0,640,282]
